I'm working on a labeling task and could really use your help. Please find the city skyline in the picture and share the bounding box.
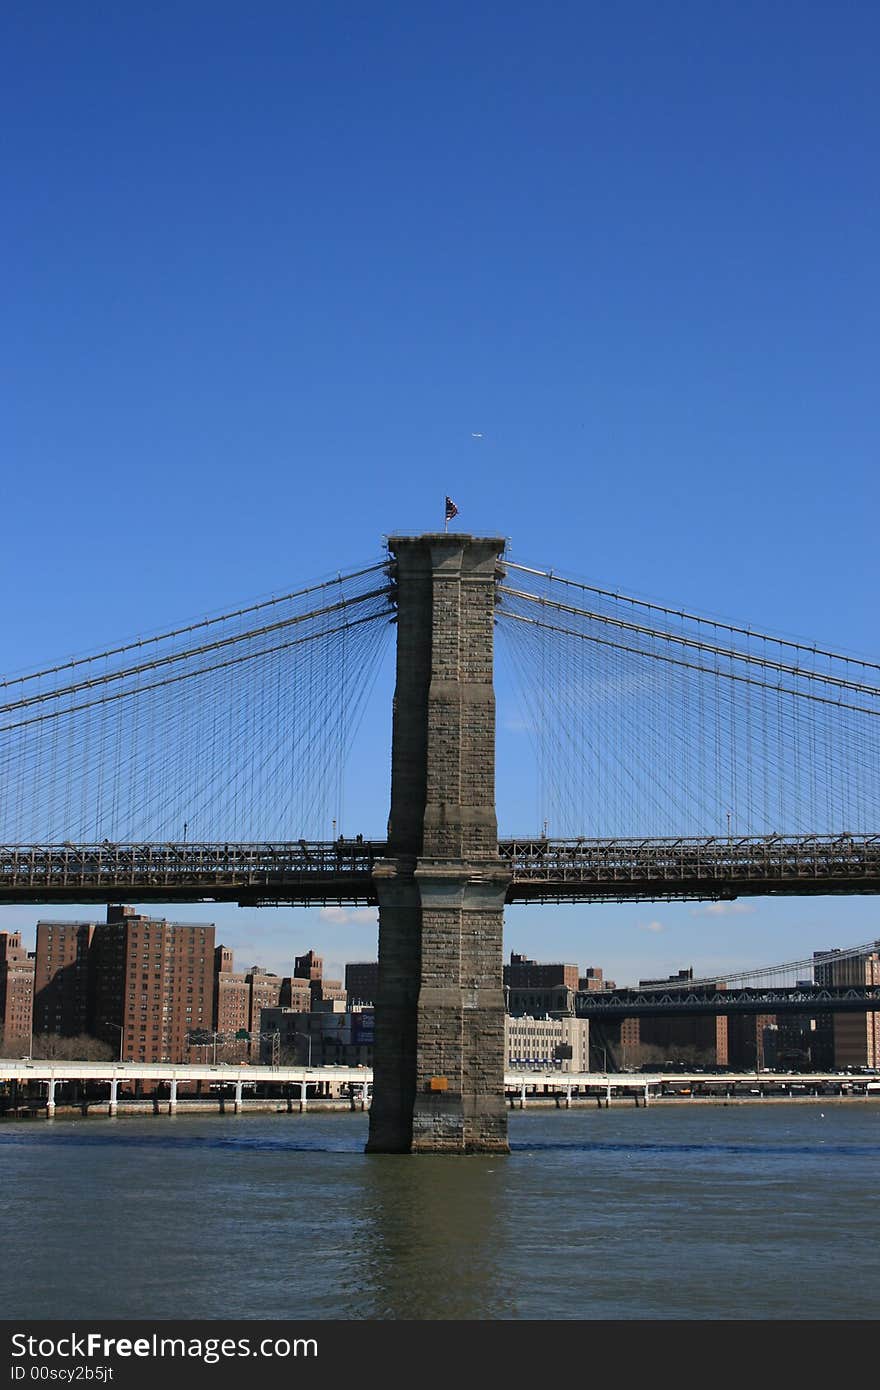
[4,906,878,1005]
[6,912,878,1074]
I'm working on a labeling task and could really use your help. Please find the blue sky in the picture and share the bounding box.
[2,3,878,984]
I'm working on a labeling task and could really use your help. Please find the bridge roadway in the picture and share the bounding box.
[576,984,880,1018]
[2,1060,877,1116]
[1,833,878,905]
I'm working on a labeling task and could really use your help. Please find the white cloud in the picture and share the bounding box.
[690,902,756,918]
[501,715,530,733]
[637,920,665,933]
[318,907,379,926]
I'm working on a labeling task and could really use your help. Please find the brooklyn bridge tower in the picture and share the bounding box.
[366,534,511,1154]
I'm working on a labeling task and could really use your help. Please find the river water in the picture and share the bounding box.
[2,1104,878,1321]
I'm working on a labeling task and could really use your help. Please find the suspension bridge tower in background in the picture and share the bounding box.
[366,534,512,1154]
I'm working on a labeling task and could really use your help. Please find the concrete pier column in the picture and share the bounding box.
[565,1084,572,1109]
[109,1079,118,1115]
[299,1080,307,1113]
[367,535,511,1155]
[168,1080,178,1114]
[606,1083,612,1107]
[234,1080,243,1113]
[46,1079,56,1117]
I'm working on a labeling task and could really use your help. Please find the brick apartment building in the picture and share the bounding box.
[344,961,379,1005]
[211,947,346,1060]
[636,969,729,1067]
[0,932,35,1053]
[295,950,345,1007]
[505,952,579,991]
[213,946,251,1060]
[29,907,217,1062]
[579,967,616,991]
[244,968,286,1057]
[504,952,579,1017]
[22,904,351,1065]
[33,921,96,1037]
[92,905,215,1063]
[727,1012,778,1070]
[814,942,880,1069]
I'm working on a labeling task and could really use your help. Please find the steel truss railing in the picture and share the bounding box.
[0,841,383,906]
[0,833,879,905]
[575,984,880,1019]
[500,834,880,902]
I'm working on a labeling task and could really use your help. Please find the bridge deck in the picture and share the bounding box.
[0,835,878,905]
[576,984,880,1018]
[501,834,880,902]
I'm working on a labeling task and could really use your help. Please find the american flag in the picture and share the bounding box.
[445,496,459,521]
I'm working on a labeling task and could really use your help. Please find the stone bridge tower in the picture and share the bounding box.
[366,534,511,1154]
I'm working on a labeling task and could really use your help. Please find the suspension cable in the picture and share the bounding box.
[0,608,395,733]
[0,585,393,714]
[0,561,390,690]
[506,561,880,672]
[499,585,880,698]
[499,609,880,718]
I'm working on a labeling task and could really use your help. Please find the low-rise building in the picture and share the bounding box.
[505,1015,589,1072]
[260,1002,374,1068]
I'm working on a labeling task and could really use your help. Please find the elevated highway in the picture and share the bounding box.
[2,1059,877,1117]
